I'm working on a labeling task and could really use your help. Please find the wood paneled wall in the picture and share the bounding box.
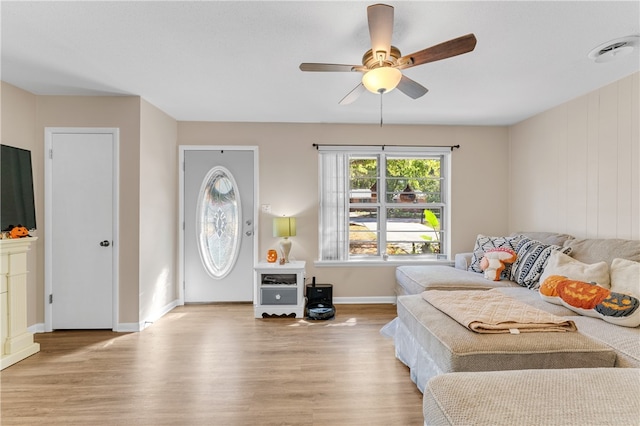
[509,72,639,240]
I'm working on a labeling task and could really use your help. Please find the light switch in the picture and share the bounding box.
[261,204,271,213]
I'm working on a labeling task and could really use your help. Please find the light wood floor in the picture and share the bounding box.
[1,304,423,425]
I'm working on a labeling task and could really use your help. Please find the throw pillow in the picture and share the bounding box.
[468,234,523,279]
[480,248,517,281]
[539,275,567,305]
[538,250,610,288]
[510,238,572,289]
[540,275,640,328]
[610,258,640,299]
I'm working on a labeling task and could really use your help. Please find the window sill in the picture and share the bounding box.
[314,259,455,268]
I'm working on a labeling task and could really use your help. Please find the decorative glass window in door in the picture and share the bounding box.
[196,166,242,279]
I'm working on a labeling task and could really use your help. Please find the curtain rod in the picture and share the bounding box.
[312,143,460,151]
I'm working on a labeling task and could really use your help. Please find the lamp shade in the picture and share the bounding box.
[273,217,296,238]
[362,67,402,94]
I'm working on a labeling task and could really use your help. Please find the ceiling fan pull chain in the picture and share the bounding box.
[380,93,384,127]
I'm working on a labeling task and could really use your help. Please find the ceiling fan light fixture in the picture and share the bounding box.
[362,67,402,94]
[588,36,638,63]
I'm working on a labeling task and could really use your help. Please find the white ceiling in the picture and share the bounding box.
[2,1,639,126]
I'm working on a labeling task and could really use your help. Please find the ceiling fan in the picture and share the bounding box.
[299,3,477,105]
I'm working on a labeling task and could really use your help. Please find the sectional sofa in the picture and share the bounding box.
[386,232,640,425]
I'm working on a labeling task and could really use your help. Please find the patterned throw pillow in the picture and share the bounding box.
[468,234,523,279]
[510,238,572,289]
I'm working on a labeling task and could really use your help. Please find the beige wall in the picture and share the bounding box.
[35,95,143,325]
[8,71,635,327]
[1,82,145,325]
[178,122,510,297]
[509,72,640,240]
[5,83,511,322]
[1,83,40,325]
[1,84,179,328]
[139,99,178,324]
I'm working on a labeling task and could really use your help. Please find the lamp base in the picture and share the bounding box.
[279,238,292,263]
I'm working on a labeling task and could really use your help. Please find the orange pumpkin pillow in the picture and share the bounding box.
[540,275,640,328]
[539,275,565,303]
[556,279,609,310]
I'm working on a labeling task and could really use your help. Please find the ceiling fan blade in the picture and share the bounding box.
[397,33,477,70]
[396,75,428,99]
[299,63,361,72]
[367,4,394,61]
[339,83,366,105]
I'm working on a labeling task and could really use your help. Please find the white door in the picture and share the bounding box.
[183,148,256,302]
[45,129,117,330]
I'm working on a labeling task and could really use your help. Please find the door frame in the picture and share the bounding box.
[44,127,120,332]
[178,146,259,305]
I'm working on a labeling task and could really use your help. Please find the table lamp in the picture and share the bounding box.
[273,216,296,263]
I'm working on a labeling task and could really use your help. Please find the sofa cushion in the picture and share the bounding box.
[510,238,572,289]
[498,287,580,317]
[468,234,523,279]
[512,231,575,246]
[569,315,640,367]
[423,368,640,426]
[396,294,616,376]
[539,250,610,288]
[396,265,518,295]
[563,238,640,265]
[610,258,640,298]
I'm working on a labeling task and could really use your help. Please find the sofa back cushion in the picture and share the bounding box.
[511,231,574,247]
[563,238,640,265]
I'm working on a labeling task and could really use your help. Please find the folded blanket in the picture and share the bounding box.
[422,289,577,334]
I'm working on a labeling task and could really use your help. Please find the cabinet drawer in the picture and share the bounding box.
[261,288,296,305]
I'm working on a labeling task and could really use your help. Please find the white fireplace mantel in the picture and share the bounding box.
[1,237,40,370]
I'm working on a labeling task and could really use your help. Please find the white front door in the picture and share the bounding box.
[45,128,118,330]
[182,147,256,302]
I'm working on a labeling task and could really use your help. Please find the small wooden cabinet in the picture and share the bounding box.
[1,238,40,370]
[254,261,305,318]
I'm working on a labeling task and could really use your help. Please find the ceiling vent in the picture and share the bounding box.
[588,36,639,63]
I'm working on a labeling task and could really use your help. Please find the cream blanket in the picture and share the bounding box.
[422,289,577,334]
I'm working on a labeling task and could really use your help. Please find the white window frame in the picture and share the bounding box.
[317,145,452,266]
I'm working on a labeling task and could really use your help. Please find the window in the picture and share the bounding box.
[197,166,242,279]
[319,146,450,262]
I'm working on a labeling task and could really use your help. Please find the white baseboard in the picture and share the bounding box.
[31,321,143,333]
[30,300,180,334]
[123,299,180,332]
[333,296,396,304]
[116,323,142,332]
[28,323,46,334]
[31,298,393,334]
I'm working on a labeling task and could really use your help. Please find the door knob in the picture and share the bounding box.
[99,240,110,247]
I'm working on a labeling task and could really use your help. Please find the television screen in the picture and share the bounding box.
[1,144,37,231]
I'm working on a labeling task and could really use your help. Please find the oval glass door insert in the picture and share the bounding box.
[196,166,242,279]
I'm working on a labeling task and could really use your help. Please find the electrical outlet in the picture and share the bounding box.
[261,204,271,213]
